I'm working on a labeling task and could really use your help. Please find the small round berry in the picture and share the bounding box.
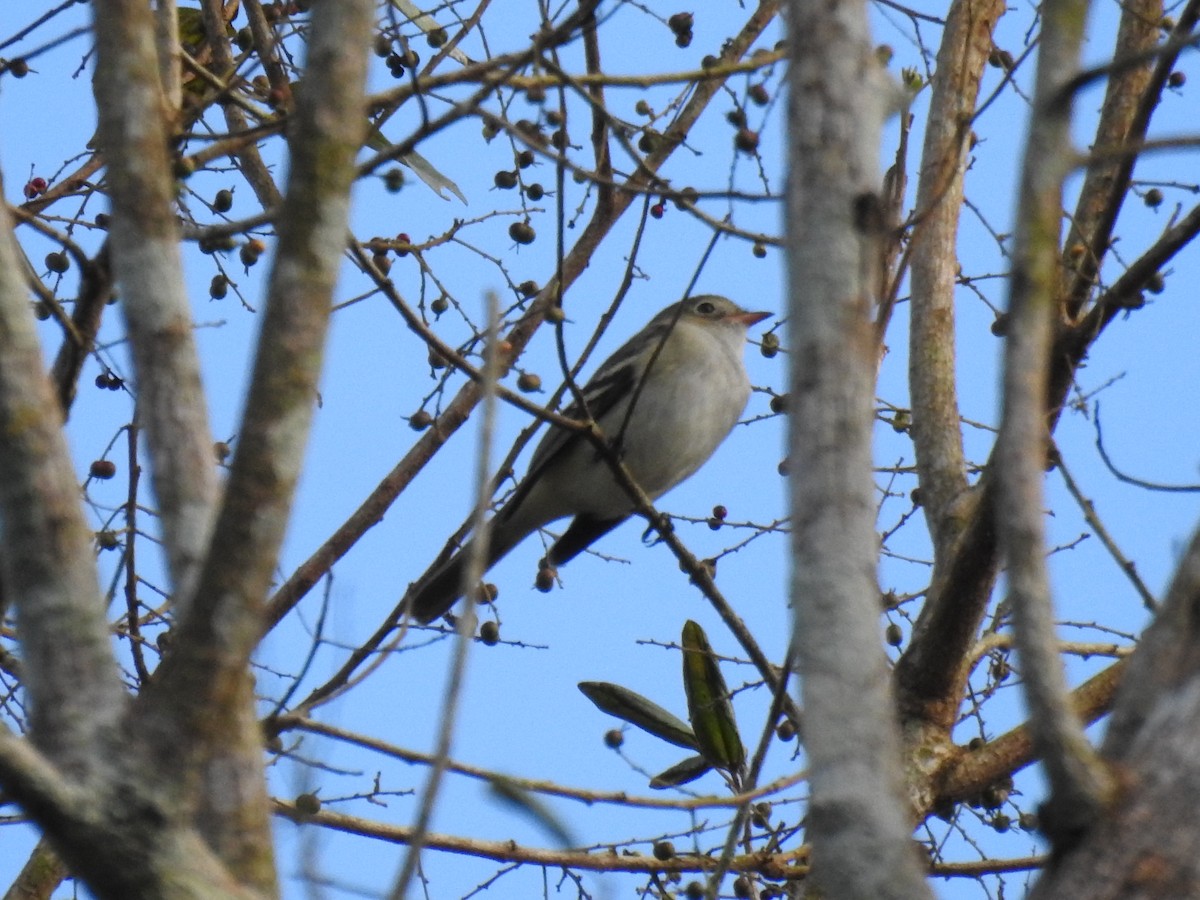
[733,875,752,898]
[410,410,434,430]
[712,504,727,520]
[45,251,69,274]
[509,221,536,245]
[667,12,694,34]
[748,83,770,106]
[240,241,263,268]
[652,840,675,861]
[759,332,780,358]
[1147,272,1165,294]
[517,372,542,393]
[990,313,1009,337]
[515,119,541,141]
[431,296,449,315]
[479,620,500,645]
[635,99,652,116]
[95,213,110,229]
[776,719,796,742]
[294,793,321,816]
[604,728,624,749]
[1168,70,1186,88]
[494,170,518,190]
[384,167,405,193]
[525,83,546,104]
[96,530,121,551]
[213,441,231,463]
[90,459,117,480]
[209,274,229,299]
[885,622,903,647]
[769,394,788,414]
[173,156,196,179]
[734,128,760,154]
[8,58,29,78]
[517,280,539,298]
[672,187,698,211]
[426,26,448,48]
[535,565,556,592]
[373,34,393,57]
[395,233,412,257]
[516,149,535,169]
[213,189,233,212]
[525,183,544,201]
[752,242,767,258]
[1144,187,1164,208]
[751,801,772,828]
[650,203,665,219]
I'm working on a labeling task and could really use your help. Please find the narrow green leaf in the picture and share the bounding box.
[488,776,575,848]
[649,755,713,790]
[681,620,745,773]
[578,681,698,750]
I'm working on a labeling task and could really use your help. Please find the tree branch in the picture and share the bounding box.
[92,0,219,606]
[787,0,932,896]
[996,0,1116,849]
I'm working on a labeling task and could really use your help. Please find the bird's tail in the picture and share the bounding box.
[402,521,527,624]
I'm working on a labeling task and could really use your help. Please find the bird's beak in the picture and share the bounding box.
[732,310,771,326]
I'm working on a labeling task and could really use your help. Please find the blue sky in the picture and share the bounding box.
[2,0,1199,897]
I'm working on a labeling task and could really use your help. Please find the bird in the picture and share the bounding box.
[403,294,771,623]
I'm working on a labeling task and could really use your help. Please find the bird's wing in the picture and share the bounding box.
[496,350,637,526]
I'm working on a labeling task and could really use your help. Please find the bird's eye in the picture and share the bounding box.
[696,300,717,316]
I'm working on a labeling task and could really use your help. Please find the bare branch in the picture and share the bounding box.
[907,0,1004,552]
[0,192,125,777]
[996,0,1116,850]
[140,0,375,887]
[787,0,931,896]
[92,0,219,605]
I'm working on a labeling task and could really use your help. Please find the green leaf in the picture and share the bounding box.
[681,620,745,774]
[488,776,575,848]
[649,755,713,790]
[578,681,698,751]
[362,126,467,204]
[388,0,474,65]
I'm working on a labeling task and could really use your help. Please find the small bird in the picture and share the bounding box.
[404,295,771,623]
